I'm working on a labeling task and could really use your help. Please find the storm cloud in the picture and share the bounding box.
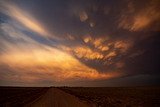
[0,0,160,86]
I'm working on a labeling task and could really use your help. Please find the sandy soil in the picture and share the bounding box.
[25,88,92,107]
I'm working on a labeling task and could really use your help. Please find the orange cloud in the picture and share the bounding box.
[119,0,160,31]
[74,46,104,60]
[131,15,151,31]
[114,40,131,52]
[93,38,105,48]
[97,45,109,52]
[130,7,160,31]
[83,36,108,49]
[105,51,117,60]
[83,36,92,43]
[0,43,121,82]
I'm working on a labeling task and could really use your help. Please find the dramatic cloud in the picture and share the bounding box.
[118,0,160,31]
[0,0,160,86]
[0,45,120,81]
[0,1,54,38]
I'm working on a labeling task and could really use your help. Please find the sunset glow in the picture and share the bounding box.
[0,0,159,86]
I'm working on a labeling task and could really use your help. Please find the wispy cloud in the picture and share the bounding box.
[0,19,122,84]
[0,0,159,86]
[118,0,160,31]
[0,1,52,38]
[0,44,122,82]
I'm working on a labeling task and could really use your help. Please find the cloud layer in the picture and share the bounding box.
[0,0,160,86]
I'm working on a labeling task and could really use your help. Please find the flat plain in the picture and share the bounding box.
[0,87,49,107]
[60,87,160,107]
[0,87,160,107]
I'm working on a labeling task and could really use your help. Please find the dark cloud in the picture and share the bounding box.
[124,32,160,75]
[0,0,160,86]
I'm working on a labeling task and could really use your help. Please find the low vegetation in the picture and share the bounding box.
[60,87,160,107]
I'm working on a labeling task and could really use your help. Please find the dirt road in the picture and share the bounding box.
[25,88,92,107]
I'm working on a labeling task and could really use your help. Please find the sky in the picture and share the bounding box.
[0,0,160,86]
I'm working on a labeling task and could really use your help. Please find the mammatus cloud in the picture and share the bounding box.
[79,11,88,22]
[114,40,132,53]
[73,46,104,60]
[0,44,122,82]
[61,35,131,62]
[0,0,160,86]
[0,15,122,84]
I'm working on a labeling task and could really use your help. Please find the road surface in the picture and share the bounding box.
[25,88,92,107]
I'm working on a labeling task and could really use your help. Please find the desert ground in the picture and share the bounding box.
[0,87,160,107]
